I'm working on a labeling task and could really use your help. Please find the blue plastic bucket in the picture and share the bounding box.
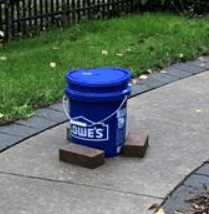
[64,67,131,157]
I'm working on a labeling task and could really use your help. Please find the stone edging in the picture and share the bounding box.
[162,161,209,213]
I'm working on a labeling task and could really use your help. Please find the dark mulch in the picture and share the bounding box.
[148,189,209,214]
[176,190,209,214]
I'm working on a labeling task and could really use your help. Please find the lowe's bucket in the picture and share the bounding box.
[64,67,131,158]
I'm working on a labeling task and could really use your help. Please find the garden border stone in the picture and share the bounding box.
[162,163,209,214]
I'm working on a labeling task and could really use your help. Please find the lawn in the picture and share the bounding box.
[1,12,209,125]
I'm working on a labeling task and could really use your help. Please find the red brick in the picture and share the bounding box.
[59,143,105,169]
[122,131,149,157]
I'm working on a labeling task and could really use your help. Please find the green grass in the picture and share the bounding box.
[1,12,209,124]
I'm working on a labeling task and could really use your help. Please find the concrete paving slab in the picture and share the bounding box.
[140,75,167,88]
[15,116,57,132]
[0,173,161,214]
[183,174,209,191]
[0,123,36,138]
[156,73,180,82]
[35,108,67,123]
[48,102,64,112]
[188,59,203,67]
[171,62,206,74]
[164,67,191,79]
[0,133,22,151]
[202,56,209,62]
[127,71,209,129]
[0,123,166,197]
[0,122,175,198]
[130,83,151,97]
[0,110,209,199]
[202,62,209,70]
[142,73,178,89]
[195,163,209,176]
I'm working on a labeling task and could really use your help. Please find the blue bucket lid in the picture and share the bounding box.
[65,67,131,87]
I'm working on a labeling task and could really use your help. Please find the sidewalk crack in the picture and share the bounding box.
[0,171,163,200]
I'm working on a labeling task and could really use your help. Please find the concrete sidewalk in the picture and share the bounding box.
[1,69,209,213]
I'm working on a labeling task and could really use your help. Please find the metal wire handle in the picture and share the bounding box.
[63,95,128,126]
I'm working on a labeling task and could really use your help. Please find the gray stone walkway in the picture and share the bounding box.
[1,58,209,213]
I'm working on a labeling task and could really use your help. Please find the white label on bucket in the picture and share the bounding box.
[117,108,126,129]
[116,106,127,151]
[70,116,109,141]
[117,108,126,118]
[117,146,122,154]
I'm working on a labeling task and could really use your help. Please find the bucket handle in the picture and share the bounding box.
[63,95,128,126]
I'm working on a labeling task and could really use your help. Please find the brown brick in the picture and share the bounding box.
[59,143,105,169]
[122,131,149,157]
